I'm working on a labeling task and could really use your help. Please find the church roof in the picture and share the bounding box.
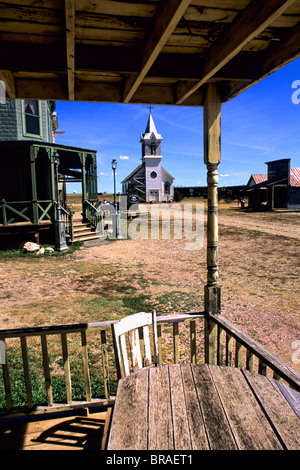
[121,163,144,184]
[141,113,162,141]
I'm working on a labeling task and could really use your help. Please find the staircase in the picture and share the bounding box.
[71,213,102,243]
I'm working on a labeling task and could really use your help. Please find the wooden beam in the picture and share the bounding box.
[65,0,75,101]
[123,0,191,103]
[176,0,297,104]
[221,21,300,103]
[0,70,16,98]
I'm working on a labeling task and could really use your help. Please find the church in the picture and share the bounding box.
[121,110,174,203]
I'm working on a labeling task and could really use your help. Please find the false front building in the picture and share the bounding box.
[122,111,174,203]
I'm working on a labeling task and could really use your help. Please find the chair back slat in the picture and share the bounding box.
[111,311,159,379]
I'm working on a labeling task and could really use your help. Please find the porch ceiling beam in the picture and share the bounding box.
[123,0,192,104]
[176,0,297,105]
[64,0,75,101]
[221,21,300,103]
[0,70,16,99]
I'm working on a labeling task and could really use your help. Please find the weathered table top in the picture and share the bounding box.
[107,364,300,450]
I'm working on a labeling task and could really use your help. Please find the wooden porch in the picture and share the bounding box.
[0,0,300,452]
[0,313,299,450]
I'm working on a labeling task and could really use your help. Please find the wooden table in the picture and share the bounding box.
[107,364,300,450]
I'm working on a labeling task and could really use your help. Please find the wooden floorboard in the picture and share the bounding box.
[0,411,108,450]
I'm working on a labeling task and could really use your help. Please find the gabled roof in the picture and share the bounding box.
[121,163,144,184]
[290,168,300,187]
[248,169,300,188]
[162,167,175,180]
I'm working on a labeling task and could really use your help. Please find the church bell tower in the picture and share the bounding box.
[140,107,163,202]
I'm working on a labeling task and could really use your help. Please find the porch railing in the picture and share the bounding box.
[0,312,299,419]
[84,199,102,230]
[0,199,54,226]
[60,205,74,242]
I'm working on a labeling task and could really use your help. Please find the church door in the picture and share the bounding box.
[149,190,159,202]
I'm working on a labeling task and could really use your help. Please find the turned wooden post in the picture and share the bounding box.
[203,83,221,364]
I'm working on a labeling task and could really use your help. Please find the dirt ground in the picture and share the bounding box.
[0,200,299,373]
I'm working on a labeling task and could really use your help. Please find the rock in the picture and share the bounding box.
[36,247,45,255]
[44,247,54,253]
[23,241,40,252]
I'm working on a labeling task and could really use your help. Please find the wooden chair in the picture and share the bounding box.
[111,310,159,380]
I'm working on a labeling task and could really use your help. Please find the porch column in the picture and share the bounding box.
[30,145,39,225]
[203,83,221,364]
[80,153,87,221]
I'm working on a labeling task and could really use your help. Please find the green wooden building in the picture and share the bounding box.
[0,99,98,248]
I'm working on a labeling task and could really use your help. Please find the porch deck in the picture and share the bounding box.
[0,313,299,451]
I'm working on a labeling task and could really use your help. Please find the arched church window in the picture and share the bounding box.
[165,181,171,194]
[150,144,156,155]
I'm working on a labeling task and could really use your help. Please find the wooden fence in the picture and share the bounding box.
[0,312,299,419]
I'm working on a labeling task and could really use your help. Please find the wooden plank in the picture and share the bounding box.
[100,330,110,399]
[191,363,237,449]
[1,340,13,412]
[209,365,283,450]
[107,368,149,450]
[148,366,174,450]
[81,331,92,402]
[41,335,53,407]
[225,333,233,366]
[65,0,75,101]
[168,364,191,450]
[190,320,196,363]
[180,364,209,450]
[0,70,16,99]
[173,322,179,363]
[243,370,300,450]
[61,333,72,404]
[176,0,297,103]
[123,0,192,103]
[129,328,143,372]
[20,337,33,409]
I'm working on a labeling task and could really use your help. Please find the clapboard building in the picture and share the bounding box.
[0,99,98,248]
[246,158,300,211]
[122,111,174,202]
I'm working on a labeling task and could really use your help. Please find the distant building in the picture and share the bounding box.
[0,99,98,248]
[122,110,174,202]
[0,98,58,143]
[246,158,300,210]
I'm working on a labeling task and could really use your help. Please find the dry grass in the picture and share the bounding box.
[0,196,299,373]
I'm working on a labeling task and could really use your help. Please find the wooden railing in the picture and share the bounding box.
[60,205,74,242]
[0,313,204,418]
[1,312,299,419]
[0,199,55,226]
[206,315,300,391]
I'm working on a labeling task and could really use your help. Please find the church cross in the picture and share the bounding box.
[147,105,154,115]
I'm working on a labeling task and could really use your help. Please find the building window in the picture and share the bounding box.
[165,181,171,195]
[150,171,157,179]
[150,144,156,155]
[22,100,42,138]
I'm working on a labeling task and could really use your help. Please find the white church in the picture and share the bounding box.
[121,110,175,203]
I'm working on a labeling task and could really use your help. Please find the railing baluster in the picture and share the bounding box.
[81,331,92,402]
[190,320,196,364]
[157,324,162,366]
[246,349,254,372]
[41,335,53,406]
[20,337,33,409]
[217,326,224,365]
[173,323,179,364]
[235,340,243,369]
[1,339,13,411]
[101,330,110,399]
[226,333,233,366]
[61,333,72,404]
[258,359,267,376]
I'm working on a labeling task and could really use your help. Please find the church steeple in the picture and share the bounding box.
[140,107,163,159]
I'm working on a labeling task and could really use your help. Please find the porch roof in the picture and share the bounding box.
[0,1,299,105]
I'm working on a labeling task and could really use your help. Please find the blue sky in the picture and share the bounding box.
[56,57,300,194]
